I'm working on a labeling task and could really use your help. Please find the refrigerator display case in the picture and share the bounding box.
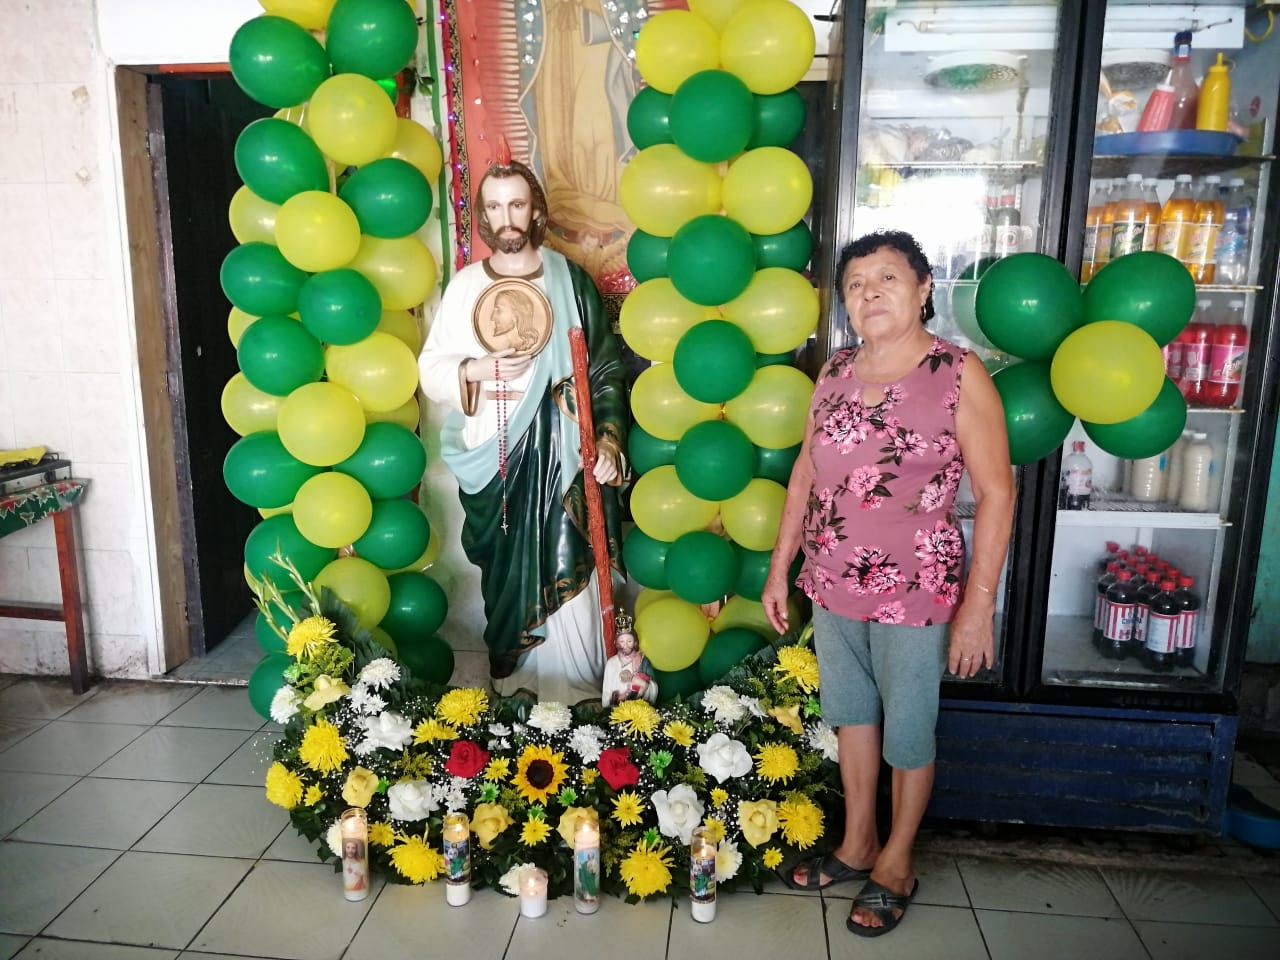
[816,0,1280,832]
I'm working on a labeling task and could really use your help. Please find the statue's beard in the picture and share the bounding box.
[484,223,530,255]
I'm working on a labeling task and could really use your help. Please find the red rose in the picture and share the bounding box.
[597,746,640,790]
[444,740,491,779]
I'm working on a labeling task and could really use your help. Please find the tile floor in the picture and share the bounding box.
[0,673,1278,960]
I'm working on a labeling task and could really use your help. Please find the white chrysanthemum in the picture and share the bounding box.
[511,722,527,737]
[739,695,766,718]
[715,840,743,882]
[358,657,400,690]
[326,821,343,857]
[269,686,302,725]
[703,686,747,724]
[499,862,539,897]
[697,731,754,783]
[488,723,511,737]
[443,777,469,812]
[348,686,387,716]
[358,711,414,753]
[569,724,605,763]
[528,701,572,734]
[806,723,840,763]
[387,779,438,821]
[651,784,705,845]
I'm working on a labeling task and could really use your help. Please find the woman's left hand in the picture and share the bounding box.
[947,595,995,678]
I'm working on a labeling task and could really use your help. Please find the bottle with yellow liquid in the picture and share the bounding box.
[1196,53,1230,132]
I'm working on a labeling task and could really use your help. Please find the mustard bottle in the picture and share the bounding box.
[1196,53,1230,132]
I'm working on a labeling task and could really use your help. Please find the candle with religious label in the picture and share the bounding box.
[442,812,472,906]
[340,808,369,902]
[573,811,601,914]
[689,825,717,922]
[519,867,548,919]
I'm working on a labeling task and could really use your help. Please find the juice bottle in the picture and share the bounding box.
[1186,175,1224,284]
[1168,31,1200,129]
[1081,180,1109,282]
[1204,298,1248,407]
[1157,174,1195,263]
[1141,178,1162,252]
[1109,174,1147,260]
[1196,52,1231,131]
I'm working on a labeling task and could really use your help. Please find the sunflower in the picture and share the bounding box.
[762,847,784,869]
[285,615,336,659]
[611,790,645,827]
[413,718,458,744]
[298,718,348,774]
[619,839,674,898]
[435,688,489,727]
[389,834,445,883]
[265,762,303,809]
[662,720,695,747]
[609,699,661,739]
[755,743,800,783]
[778,795,824,850]
[483,757,511,782]
[513,744,568,805]
[520,817,552,846]
[369,822,395,847]
[774,646,821,693]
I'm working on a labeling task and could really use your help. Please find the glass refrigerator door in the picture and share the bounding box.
[1040,0,1278,694]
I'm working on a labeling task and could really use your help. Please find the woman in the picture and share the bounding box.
[762,231,1014,937]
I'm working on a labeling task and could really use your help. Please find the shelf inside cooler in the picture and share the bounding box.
[1055,492,1224,528]
[1091,153,1274,179]
[864,160,1043,173]
[1040,615,1215,691]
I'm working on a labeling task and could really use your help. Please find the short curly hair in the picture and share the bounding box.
[836,230,935,323]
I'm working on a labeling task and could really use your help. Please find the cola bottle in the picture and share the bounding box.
[1093,561,1121,650]
[1173,576,1201,667]
[1132,570,1164,650]
[1101,570,1139,660]
[1143,580,1182,672]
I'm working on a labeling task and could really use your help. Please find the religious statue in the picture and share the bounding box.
[601,611,657,707]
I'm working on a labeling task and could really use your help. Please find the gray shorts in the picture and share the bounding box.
[811,605,950,770]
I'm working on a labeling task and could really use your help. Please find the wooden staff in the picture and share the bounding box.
[568,326,616,658]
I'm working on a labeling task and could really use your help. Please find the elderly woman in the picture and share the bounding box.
[763,230,1014,937]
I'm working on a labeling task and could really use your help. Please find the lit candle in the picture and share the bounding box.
[573,812,601,915]
[442,812,472,906]
[340,808,369,902]
[689,825,717,923]
[519,867,548,919]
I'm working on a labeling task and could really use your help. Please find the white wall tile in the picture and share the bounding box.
[34,0,99,84]
[45,181,108,280]
[69,461,134,547]
[4,371,73,455]
[62,372,130,465]
[83,547,140,637]
[39,82,99,185]
[90,632,149,677]
[0,373,14,447]
[0,546,30,601]
[0,7,42,85]
[57,280,122,373]
[0,183,55,278]
[0,83,48,183]
[23,545,62,605]
[0,278,62,372]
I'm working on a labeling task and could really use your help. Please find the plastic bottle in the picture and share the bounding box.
[1093,561,1120,649]
[1164,431,1187,503]
[1130,453,1166,502]
[1101,570,1139,659]
[1081,180,1110,282]
[1137,83,1176,133]
[1178,300,1213,402]
[1186,175,1224,284]
[1204,299,1248,408]
[1216,177,1253,284]
[1196,52,1231,131]
[1173,575,1201,667]
[1167,31,1200,129]
[994,180,1022,258]
[1157,174,1196,262]
[1109,173,1148,260]
[1178,431,1214,511]
[1100,540,1121,573]
[1140,178,1163,253]
[1061,441,1093,510]
[1132,569,1163,649]
[1143,580,1182,671]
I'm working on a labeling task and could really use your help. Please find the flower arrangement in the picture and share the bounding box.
[257,560,840,901]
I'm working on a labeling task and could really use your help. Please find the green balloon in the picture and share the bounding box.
[381,571,449,643]
[753,221,813,271]
[734,547,772,602]
[666,531,739,605]
[673,320,756,403]
[627,86,673,149]
[335,422,427,499]
[628,424,678,475]
[991,361,1077,465]
[245,514,336,583]
[338,157,433,239]
[353,498,431,570]
[298,269,383,346]
[652,663,702,705]
[254,592,311,654]
[229,15,331,109]
[671,70,754,162]
[1083,376,1187,459]
[947,256,999,350]
[668,215,755,306]
[1083,252,1196,346]
[369,625,399,658]
[675,420,754,501]
[754,443,800,485]
[221,243,310,317]
[326,0,419,79]
[755,352,795,368]
[237,316,325,397]
[248,654,292,719]
[399,634,454,685]
[748,88,807,148]
[698,627,767,687]
[627,229,670,282]
[975,253,1084,360]
[234,118,328,204]
[223,431,322,508]
[623,527,671,590]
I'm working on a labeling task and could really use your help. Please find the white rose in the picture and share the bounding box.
[387,779,438,821]
[697,732,753,783]
[358,711,414,752]
[528,702,572,734]
[651,783,705,845]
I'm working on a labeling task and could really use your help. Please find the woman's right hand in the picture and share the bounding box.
[762,571,791,635]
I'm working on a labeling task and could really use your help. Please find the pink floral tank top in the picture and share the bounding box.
[797,337,968,625]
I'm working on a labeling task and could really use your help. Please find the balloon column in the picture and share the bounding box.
[224,0,453,717]
[621,0,815,691]
[974,251,1194,465]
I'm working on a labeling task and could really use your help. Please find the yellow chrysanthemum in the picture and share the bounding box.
[755,743,800,783]
[710,788,730,808]
[265,762,303,809]
[609,699,661,739]
[513,744,568,805]
[663,720,695,747]
[774,646,821,693]
[298,718,349,774]
[413,718,458,743]
[611,790,645,827]
[762,847,784,869]
[483,757,511,782]
[435,687,489,727]
[285,615,336,659]
[620,840,674,898]
[389,834,445,883]
[520,817,552,846]
[369,822,395,847]
[582,769,599,787]
[702,817,727,843]
[778,795,824,850]
[303,784,324,806]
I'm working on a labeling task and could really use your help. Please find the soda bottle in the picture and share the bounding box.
[1100,540,1121,573]
[1132,570,1163,649]
[1061,441,1093,510]
[1178,431,1214,511]
[1217,177,1253,284]
[1173,575,1201,667]
[994,180,1022,258]
[1141,178,1163,252]
[1101,570,1139,659]
[1186,175,1224,284]
[1204,299,1248,408]
[1167,31,1199,129]
[1157,174,1196,263]
[1097,179,1122,274]
[1178,300,1213,402]
[1081,180,1110,282]
[1144,580,1182,671]
[1109,174,1148,260]
[1093,561,1120,649]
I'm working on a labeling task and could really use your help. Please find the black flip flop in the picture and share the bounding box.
[846,878,919,937]
[780,853,871,891]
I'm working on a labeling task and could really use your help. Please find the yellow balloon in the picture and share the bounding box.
[274,105,308,125]
[619,278,719,362]
[724,365,813,448]
[712,593,796,638]
[388,118,443,182]
[326,332,420,413]
[277,381,367,466]
[350,234,439,311]
[1050,321,1165,424]
[314,556,390,628]
[258,0,336,30]
[723,267,819,354]
[689,0,750,30]
[376,309,424,354]
[221,372,283,436]
[720,0,817,95]
[259,503,293,518]
[244,562,261,592]
[635,587,674,617]
[634,10,721,93]
[275,190,362,273]
[228,306,257,347]
[367,395,421,431]
[620,144,722,238]
[630,363,721,441]
[636,595,711,671]
[306,74,397,167]
[630,465,719,541]
[720,477,786,551]
[293,472,373,548]
[722,147,813,236]
[229,186,280,246]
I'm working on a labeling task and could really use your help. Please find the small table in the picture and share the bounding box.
[0,479,91,693]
